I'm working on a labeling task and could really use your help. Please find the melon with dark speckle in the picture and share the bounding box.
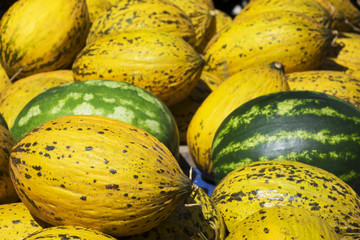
[0,0,90,79]
[72,30,204,106]
[9,115,192,237]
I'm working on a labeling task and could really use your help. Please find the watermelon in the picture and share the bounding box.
[211,91,360,193]
[10,79,179,159]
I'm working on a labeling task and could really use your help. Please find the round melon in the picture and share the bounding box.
[9,115,192,237]
[10,80,179,159]
[212,90,360,192]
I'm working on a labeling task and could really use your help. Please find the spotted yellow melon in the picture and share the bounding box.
[0,0,90,79]
[10,115,192,237]
[204,10,336,80]
[72,30,204,106]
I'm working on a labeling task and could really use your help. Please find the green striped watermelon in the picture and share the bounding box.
[10,80,179,159]
[211,91,360,193]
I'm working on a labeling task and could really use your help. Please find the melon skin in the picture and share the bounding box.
[211,90,360,192]
[10,80,180,160]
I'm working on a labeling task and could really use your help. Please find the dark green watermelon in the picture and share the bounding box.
[211,90,360,193]
[10,79,180,159]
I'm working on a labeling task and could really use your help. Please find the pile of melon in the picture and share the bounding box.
[0,0,360,239]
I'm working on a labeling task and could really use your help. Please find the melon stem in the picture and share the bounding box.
[9,67,23,82]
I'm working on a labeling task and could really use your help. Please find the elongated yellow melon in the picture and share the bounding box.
[0,0,90,79]
[319,32,360,78]
[72,30,204,106]
[204,10,336,80]
[213,9,232,34]
[10,115,193,237]
[314,0,350,31]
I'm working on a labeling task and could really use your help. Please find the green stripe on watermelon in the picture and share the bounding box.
[211,90,360,193]
[10,79,180,159]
